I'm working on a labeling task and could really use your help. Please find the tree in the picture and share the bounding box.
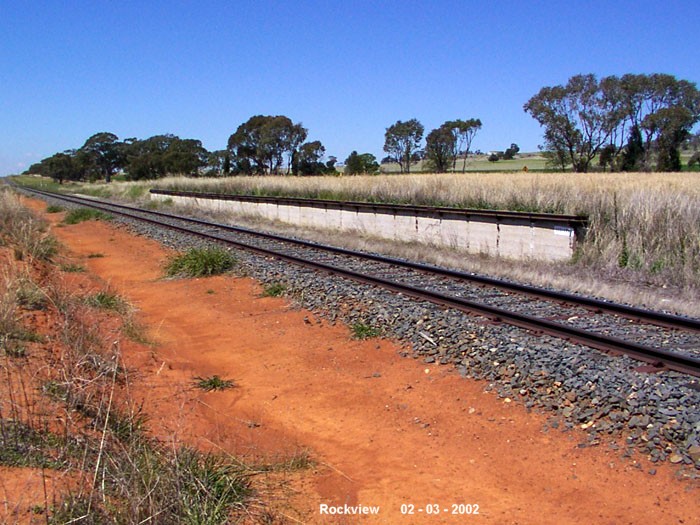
[383,119,424,173]
[286,123,308,175]
[527,73,700,173]
[424,125,456,172]
[619,125,644,171]
[227,115,307,175]
[295,140,328,175]
[444,119,482,171]
[502,143,520,160]
[205,150,231,176]
[524,74,623,172]
[123,135,207,180]
[344,151,379,175]
[26,151,86,183]
[163,138,208,175]
[80,132,124,183]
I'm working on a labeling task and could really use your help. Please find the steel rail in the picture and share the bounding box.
[19,186,700,377]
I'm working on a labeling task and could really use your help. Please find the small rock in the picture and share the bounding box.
[688,444,700,463]
[669,453,684,464]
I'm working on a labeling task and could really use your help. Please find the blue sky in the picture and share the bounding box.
[2,0,699,176]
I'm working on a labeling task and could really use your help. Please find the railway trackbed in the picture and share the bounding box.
[18,185,700,378]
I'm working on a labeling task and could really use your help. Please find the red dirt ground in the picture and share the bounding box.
[12,197,699,524]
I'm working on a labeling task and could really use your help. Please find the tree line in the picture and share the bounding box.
[25,72,700,182]
[524,73,700,172]
[27,114,484,181]
[26,117,340,183]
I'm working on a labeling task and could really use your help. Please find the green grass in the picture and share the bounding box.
[16,279,47,309]
[0,419,76,469]
[194,375,236,391]
[60,263,85,272]
[165,247,237,278]
[350,322,381,339]
[260,282,286,297]
[63,208,112,225]
[45,205,65,213]
[86,291,128,313]
[8,175,65,193]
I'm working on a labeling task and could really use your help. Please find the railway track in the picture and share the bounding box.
[19,186,700,377]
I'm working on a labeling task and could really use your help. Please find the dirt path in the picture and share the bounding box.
[26,198,698,524]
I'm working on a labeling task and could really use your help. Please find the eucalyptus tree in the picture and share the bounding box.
[344,151,379,175]
[526,73,700,172]
[444,118,482,171]
[123,135,208,179]
[524,74,623,172]
[294,140,330,175]
[227,115,308,175]
[383,118,424,173]
[79,132,124,182]
[425,125,456,172]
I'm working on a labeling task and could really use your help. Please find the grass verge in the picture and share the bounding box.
[62,207,112,225]
[0,198,259,523]
[165,247,237,278]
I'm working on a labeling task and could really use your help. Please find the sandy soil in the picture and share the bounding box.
[12,197,698,524]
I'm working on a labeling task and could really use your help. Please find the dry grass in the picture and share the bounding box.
[0,198,259,524]
[0,189,57,262]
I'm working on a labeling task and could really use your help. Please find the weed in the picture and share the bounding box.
[13,328,44,343]
[45,205,65,213]
[126,185,147,199]
[122,315,154,345]
[351,322,381,339]
[16,277,47,309]
[165,247,237,278]
[194,375,236,391]
[3,342,27,357]
[261,282,286,297]
[0,191,56,262]
[63,208,112,225]
[86,291,128,313]
[253,449,315,472]
[41,380,70,402]
[206,289,216,294]
[87,252,105,258]
[60,263,85,272]
[275,449,315,471]
[0,419,69,469]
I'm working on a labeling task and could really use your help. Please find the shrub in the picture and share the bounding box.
[63,208,111,225]
[86,291,127,313]
[351,322,381,339]
[194,375,236,391]
[165,247,237,278]
[261,282,286,297]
